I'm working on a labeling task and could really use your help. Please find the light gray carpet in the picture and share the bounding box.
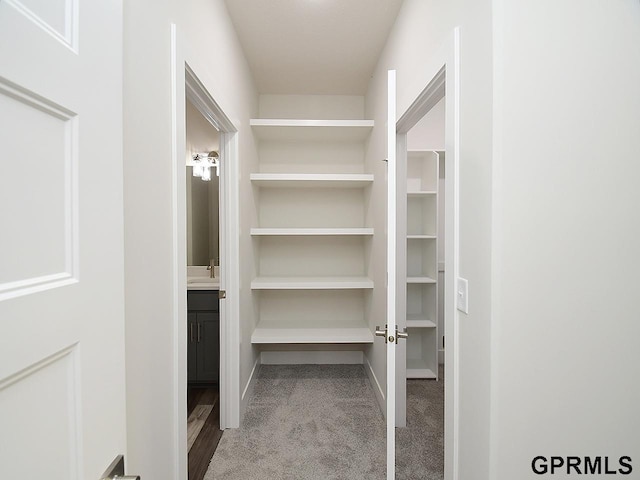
[396,365,445,480]
[206,364,443,480]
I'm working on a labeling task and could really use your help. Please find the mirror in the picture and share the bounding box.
[186,99,220,266]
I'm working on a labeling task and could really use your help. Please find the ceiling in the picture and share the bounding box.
[223,0,404,95]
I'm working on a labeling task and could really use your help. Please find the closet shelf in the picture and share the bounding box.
[251,228,374,236]
[250,119,374,141]
[407,191,437,197]
[407,235,436,240]
[250,173,374,188]
[406,359,437,379]
[407,276,437,284]
[406,317,437,328]
[251,276,374,290]
[251,326,374,344]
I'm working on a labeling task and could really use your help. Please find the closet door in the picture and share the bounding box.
[0,1,129,478]
[385,69,398,480]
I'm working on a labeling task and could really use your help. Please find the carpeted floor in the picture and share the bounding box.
[396,367,445,480]
[206,364,443,480]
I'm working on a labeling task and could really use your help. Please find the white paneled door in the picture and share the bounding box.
[0,1,127,479]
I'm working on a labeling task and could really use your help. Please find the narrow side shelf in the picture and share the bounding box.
[407,235,436,240]
[251,228,374,236]
[250,119,374,141]
[407,191,437,197]
[251,326,374,344]
[406,358,437,379]
[407,276,437,284]
[251,276,374,290]
[406,317,437,328]
[251,173,374,188]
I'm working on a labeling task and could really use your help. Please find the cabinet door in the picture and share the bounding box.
[196,312,220,383]
[187,313,198,383]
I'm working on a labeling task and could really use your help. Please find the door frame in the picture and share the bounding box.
[395,27,460,480]
[170,24,241,479]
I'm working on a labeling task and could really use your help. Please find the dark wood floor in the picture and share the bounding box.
[188,386,223,480]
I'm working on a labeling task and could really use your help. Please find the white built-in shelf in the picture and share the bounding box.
[251,228,373,236]
[407,191,437,197]
[250,119,374,141]
[251,326,374,344]
[406,317,437,328]
[251,276,374,290]
[407,359,437,379]
[407,276,437,284]
[407,235,436,240]
[250,173,374,188]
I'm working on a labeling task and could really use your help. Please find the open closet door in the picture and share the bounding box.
[385,69,398,479]
[0,1,131,479]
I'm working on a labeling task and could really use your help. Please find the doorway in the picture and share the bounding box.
[395,28,460,480]
[396,97,446,478]
[170,29,241,477]
[185,96,222,480]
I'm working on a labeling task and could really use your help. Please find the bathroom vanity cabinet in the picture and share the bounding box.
[187,290,220,384]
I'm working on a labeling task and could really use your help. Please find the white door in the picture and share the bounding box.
[0,1,127,479]
[386,69,398,479]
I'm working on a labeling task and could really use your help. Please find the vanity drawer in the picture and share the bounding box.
[187,290,219,312]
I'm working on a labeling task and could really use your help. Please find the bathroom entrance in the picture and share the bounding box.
[171,54,240,480]
[185,96,222,479]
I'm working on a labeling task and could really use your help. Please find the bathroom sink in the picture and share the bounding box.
[187,277,217,284]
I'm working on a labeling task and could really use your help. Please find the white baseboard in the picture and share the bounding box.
[260,350,363,365]
[240,356,260,418]
[364,355,385,417]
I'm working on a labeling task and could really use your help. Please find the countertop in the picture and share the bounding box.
[187,277,220,290]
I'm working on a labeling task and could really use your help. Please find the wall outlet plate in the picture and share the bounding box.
[457,277,469,314]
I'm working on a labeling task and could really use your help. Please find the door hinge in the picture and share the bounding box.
[218,290,226,299]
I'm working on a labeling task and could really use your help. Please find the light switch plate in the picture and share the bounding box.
[457,277,469,314]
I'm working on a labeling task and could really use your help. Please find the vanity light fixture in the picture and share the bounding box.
[192,151,219,180]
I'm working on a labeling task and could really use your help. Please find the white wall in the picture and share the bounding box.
[366,1,494,477]
[407,97,446,150]
[491,1,640,478]
[123,1,259,479]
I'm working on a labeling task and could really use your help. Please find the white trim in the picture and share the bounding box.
[184,66,241,430]
[169,25,186,480]
[396,66,446,133]
[171,24,242,446]
[260,351,363,364]
[240,357,260,419]
[363,354,385,415]
[395,27,461,480]
[221,130,241,429]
